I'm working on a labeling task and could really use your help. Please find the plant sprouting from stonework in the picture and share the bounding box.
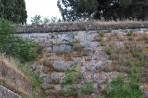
[61,65,94,96]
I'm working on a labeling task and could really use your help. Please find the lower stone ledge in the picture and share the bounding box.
[0,77,33,98]
[0,85,22,98]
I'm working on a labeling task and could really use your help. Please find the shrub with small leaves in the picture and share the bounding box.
[0,19,37,62]
[104,76,143,98]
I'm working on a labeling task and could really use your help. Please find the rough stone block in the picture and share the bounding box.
[0,85,22,98]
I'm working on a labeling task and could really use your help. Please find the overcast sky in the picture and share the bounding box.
[25,0,62,23]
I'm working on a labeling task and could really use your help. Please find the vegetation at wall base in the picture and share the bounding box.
[104,76,143,98]
[104,60,144,97]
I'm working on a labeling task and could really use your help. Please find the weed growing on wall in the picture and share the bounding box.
[79,81,94,95]
[61,65,94,96]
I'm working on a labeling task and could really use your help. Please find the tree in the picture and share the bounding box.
[58,0,148,21]
[57,0,98,21]
[95,0,120,20]
[96,0,148,20]
[31,15,42,25]
[0,0,27,24]
[130,0,148,20]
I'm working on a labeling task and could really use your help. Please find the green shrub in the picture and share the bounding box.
[31,15,42,25]
[105,49,112,55]
[0,36,36,62]
[104,76,143,98]
[0,18,15,35]
[61,70,74,85]
[0,18,37,62]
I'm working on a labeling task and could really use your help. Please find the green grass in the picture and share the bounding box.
[104,76,143,98]
[105,49,112,55]
[61,65,94,96]
[79,81,94,95]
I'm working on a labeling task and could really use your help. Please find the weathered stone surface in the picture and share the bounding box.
[50,73,65,81]
[0,85,22,98]
[14,22,148,33]
[41,73,65,89]
[0,61,32,95]
[53,60,73,71]
[53,60,66,71]
[17,28,148,98]
[52,45,72,52]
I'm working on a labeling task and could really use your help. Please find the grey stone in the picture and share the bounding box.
[143,91,148,96]
[53,60,67,71]
[0,85,22,98]
[45,47,52,53]
[42,74,51,89]
[40,73,47,78]
[41,73,65,89]
[53,59,73,71]
[50,73,65,81]
[95,61,104,69]
[52,45,72,52]
[56,33,74,43]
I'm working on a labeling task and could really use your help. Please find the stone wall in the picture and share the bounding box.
[1,21,148,97]
[0,85,21,98]
[15,21,148,33]
[17,28,148,97]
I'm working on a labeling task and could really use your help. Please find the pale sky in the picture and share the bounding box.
[25,0,62,23]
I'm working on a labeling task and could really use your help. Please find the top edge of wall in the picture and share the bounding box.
[14,21,148,33]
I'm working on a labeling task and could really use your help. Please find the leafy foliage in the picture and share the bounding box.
[57,0,148,21]
[0,19,36,62]
[104,76,143,98]
[31,15,62,25]
[119,0,132,7]
[57,0,98,21]
[0,0,27,24]
[31,15,42,25]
